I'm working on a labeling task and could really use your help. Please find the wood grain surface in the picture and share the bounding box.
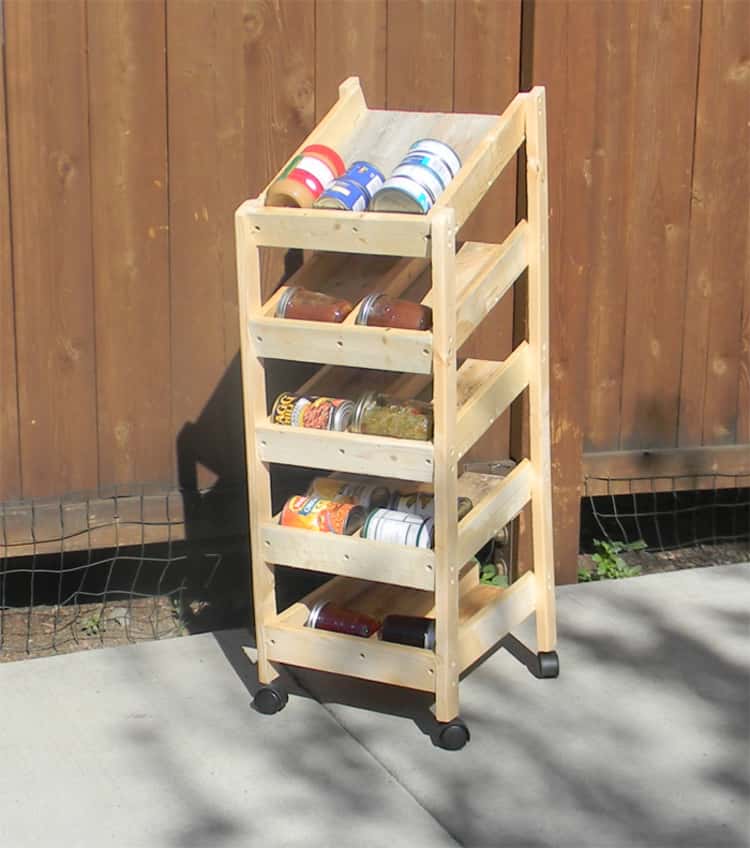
[4,0,98,497]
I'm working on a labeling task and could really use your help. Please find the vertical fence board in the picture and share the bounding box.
[530,0,600,583]
[0,32,21,498]
[168,0,314,487]
[316,0,386,116]
[618,0,701,450]
[386,0,454,111]
[582,2,640,452]
[454,0,521,463]
[88,0,171,487]
[678,0,750,448]
[4,0,98,498]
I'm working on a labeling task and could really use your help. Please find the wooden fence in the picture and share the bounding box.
[0,0,748,582]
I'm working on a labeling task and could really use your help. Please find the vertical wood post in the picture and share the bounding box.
[235,201,278,684]
[431,207,460,722]
[525,88,557,650]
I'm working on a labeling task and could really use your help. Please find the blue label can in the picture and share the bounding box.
[314,178,370,211]
[341,160,385,201]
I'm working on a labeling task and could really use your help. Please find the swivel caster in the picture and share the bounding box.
[253,684,288,715]
[536,650,560,679]
[435,718,471,751]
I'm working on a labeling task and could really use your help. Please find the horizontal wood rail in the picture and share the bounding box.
[260,520,436,591]
[456,459,533,566]
[459,572,537,671]
[583,444,750,494]
[456,343,530,460]
[255,423,435,482]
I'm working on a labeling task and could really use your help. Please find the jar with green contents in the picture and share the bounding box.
[350,392,433,441]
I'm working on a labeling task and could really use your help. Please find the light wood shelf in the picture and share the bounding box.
[235,77,557,730]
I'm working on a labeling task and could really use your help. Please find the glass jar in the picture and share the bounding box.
[276,287,353,323]
[380,615,436,650]
[355,293,432,331]
[306,601,381,638]
[350,392,433,441]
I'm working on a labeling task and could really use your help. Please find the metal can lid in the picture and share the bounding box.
[275,287,299,317]
[330,399,355,431]
[407,138,461,177]
[417,517,434,549]
[350,391,378,432]
[424,619,436,650]
[343,504,366,535]
[307,600,329,629]
[371,178,433,214]
[355,292,385,325]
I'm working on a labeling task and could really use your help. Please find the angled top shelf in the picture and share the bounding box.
[237,76,529,257]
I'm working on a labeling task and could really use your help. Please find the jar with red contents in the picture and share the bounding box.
[266,144,346,208]
[306,601,381,638]
[276,287,353,323]
[355,293,432,331]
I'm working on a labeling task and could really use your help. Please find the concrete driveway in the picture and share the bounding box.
[0,563,747,848]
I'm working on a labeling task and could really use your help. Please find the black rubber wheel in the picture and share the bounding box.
[537,650,560,679]
[253,685,288,715]
[435,718,471,751]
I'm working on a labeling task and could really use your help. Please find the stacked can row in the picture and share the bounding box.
[272,391,434,441]
[265,139,461,215]
[279,476,473,549]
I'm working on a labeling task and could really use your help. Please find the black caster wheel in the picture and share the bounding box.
[537,650,560,679]
[253,685,288,715]
[435,718,471,751]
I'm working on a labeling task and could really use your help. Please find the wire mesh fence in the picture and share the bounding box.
[581,473,750,573]
[0,484,248,662]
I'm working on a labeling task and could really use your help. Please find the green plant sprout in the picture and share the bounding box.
[81,613,104,637]
[578,538,646,582]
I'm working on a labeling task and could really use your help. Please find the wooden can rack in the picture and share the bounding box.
[235,78,558,749]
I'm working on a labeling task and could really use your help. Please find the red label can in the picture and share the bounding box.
[279,496,365,535]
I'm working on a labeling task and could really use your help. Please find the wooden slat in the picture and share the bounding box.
[255,424,435,483]
[0,489,200,559]
[437,96,526,232]
[87,0,171,486]
[264,623,437,692]
[315,0,386,116]
[260,522,435,591]
[386,0,454,112]
[448,222,529,349]
[583,445,750,495]
[679,0,750,448]
[456,342,530,460]
[240,203,432,257]
[168,0,316,490]
[5,0,98,498]
[248,316,432,373]
[0,40,20,499]
[528,2,600,583]
[617,1,702,449]
[453,0,521,460]
[458,571,537,671]
[456,458,533,568]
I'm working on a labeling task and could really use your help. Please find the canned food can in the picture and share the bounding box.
[371,175,433,214]
[407,138,461,178]
[280,496,365,535]
[288,168,325,198]
[314,178,370,211]
[390,162,444,203]
[307,600,381,638]
[389,492,474,520]
[307,477,392,509]
[380,614,435,650]
[361,508,434,548]
[399,152,453,190]
[341,160,385,200]
[271,392,353,430]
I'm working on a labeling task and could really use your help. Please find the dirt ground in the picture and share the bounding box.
[0,597,184,663]
[577,541,750,577]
